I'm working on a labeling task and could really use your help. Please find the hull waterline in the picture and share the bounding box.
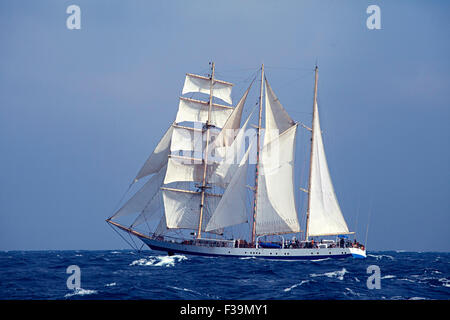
[139,237,366,260]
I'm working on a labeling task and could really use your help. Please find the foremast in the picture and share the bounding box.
[197,62,215,239]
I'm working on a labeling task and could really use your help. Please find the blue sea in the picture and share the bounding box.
[0,250,448,300]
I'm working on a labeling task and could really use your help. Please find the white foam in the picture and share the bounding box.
[438,278,450,287]
[310,268,348,281]
[64,288,98,298]
[168,286,200,295]
[367,254,394,260]
[283,280,310,292]
[105,282,116,287]
[130,255,187,267]
[344,287,359,296]
[310,258,331,262]
[381,275,396,279]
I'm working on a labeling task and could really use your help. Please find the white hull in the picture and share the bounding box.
[140,237,366,260]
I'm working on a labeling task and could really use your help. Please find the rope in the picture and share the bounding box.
[107,221,138,251]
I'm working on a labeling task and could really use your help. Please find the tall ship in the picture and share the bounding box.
[107,63,366,260]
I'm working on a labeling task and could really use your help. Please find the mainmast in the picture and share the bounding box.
[251,64,264,245]
[305,66,319,242]
[196,62,215,239]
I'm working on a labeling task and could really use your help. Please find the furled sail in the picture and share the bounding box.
[255,124,300,236]
[205,144,252,232]
[182,73,233,105]
[134,126,173,182]
[264,78,296,145]
[307,102,350,237]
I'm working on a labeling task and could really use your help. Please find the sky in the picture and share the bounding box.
[0,0,449,251]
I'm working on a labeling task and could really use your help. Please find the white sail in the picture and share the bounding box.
[205,145,252,232]
[264,78,296,145]
[170,125,204,153]
[212,83,251,148]
[112,165,167,220]
[182,73,233,105]
[162,188,221,232]
[256,124,300,236]
[307,102,350,237]
[210,111,256,187]
[134,125,173,182]
[175,97,233,128]
[164,155,204,184]
[130,190,163,228]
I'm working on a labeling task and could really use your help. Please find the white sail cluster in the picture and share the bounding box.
[110,66,351,241]
[110,70,252,235]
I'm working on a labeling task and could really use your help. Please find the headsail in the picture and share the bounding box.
[111,164,167,220]
[134,125,173,182]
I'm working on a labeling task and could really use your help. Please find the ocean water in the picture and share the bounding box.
[0,250,448,300]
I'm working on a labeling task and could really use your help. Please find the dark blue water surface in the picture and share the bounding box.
[0,250,448,300]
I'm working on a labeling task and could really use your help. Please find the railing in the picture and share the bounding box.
[148,233,365,250]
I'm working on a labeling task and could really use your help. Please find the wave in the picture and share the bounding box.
[438,278,450,287]
[310,268,348,281]
[310,258,332,262]
[64,288,98,298]
[129,255,187,267]
[105,282,116,287]
[367,254,394,260]
[283,280,310,292]
[344,287,359,297]
[168,286,201,295]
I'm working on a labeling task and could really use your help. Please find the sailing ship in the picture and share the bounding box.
[106,63,366,260]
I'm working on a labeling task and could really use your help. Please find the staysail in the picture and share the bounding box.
[255,124,300,235]
[253,78,300,236]
[133,125,173,182]
[205,143,253,232]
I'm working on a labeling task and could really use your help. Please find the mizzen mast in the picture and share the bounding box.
[305,66,319,242]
